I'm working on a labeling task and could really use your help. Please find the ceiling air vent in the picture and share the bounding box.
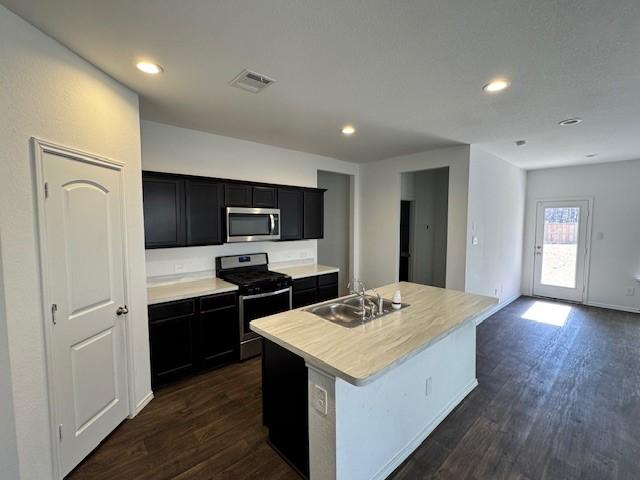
[230,69,276,93]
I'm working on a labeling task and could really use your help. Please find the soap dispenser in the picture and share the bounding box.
[392,290,402,310]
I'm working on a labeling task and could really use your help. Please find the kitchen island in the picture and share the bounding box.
[251,282,496,480]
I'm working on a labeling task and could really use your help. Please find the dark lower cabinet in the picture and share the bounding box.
[148,292,238,389]
[262,338,309,478]
[148,299,196,387]
[293,272,339,308]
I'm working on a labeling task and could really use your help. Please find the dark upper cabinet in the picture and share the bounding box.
[143,173,186,248]
[142,171,325,248]
[253,186,277,208]
[278,188,304,241]
[303,190,324,239]
[224,183,252,207]
[186,179,223,246]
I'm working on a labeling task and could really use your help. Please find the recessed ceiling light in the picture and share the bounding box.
[136,61,163,75]
[341,125,356,136]
[585,153,598,158]
[559,117,582,126]
[483,79,510,93]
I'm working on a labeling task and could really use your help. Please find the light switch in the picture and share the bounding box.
[472,236,479,246]
[313,385,328,415]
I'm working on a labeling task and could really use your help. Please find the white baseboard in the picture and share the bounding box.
[475,294,521,326]
[131,391,154,418]
[372,378,479,480]
[586,301,640,314]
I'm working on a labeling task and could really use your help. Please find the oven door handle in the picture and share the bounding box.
[241,287,291,301]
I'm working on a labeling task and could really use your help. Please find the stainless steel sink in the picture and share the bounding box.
[304,294,409,328]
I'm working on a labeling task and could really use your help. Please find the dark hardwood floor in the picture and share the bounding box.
[69,297,640,479]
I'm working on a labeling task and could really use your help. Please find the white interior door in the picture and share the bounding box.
[533,200,590,302]
[41,147,129,476]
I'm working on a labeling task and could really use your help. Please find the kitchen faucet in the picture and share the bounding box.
[348,279,378,319]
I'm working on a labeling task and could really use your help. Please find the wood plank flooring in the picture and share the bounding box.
[69,297,640,479]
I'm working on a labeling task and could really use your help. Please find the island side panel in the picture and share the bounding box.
[307,320,477,480]
[262,339,310,477]
[308,366,337,480]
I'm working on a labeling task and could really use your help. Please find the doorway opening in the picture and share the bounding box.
[399,168,449,287]
[532,199,591,303]
[317,170,353,296]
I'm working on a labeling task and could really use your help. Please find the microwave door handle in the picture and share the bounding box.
[270,214,275,234]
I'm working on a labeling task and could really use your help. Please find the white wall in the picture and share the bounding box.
[0,237,20,479]
[466,147,526,312]
[318,171,352,295]
[523,159,640,312]
[141,120,360,279]
[0,7,150,478]
[359,145,470,290]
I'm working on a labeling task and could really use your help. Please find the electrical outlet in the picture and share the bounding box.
[425,376,432,397]
[626,287,636,297]
[472,236,479,246]
[174,263,185,273]
[312,385,328,415]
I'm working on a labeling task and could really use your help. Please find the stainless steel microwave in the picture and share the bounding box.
[226,207,281,243]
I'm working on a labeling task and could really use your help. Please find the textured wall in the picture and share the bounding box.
[0,6,149,477]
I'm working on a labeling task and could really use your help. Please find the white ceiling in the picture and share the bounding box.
[3,0,640,168]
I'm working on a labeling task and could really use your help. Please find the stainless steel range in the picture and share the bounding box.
[215,253,292,359]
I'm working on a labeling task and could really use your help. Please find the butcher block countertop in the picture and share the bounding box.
[250,282,496,385]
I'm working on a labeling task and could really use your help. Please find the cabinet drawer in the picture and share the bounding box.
[293,288,318,309]
[149,299,195,322]
[317,284,339,303]
[293,276,317,292]
[200,292,237,312]
[317,272,338,287]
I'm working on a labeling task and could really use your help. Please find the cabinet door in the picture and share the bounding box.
[186,179,223,246]
[253,186,277,208]
[149,315,195,388]
[278,188,303,241]
[143,174,185,248]
[293,288,318,309]
[303,190,324,239]
[225,183,252,207]
[198,305,238,369]
[317,284,339,302]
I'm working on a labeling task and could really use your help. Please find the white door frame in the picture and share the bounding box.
[530,196,593,303]
[32,138,136,479]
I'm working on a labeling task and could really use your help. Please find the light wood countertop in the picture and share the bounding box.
[147,277,238,305]
[271,264,339,280]
[250,282,496,385]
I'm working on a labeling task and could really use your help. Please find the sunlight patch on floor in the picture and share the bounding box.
[521,301,571,327]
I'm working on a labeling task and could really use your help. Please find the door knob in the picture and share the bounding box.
[116,305,129,316]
